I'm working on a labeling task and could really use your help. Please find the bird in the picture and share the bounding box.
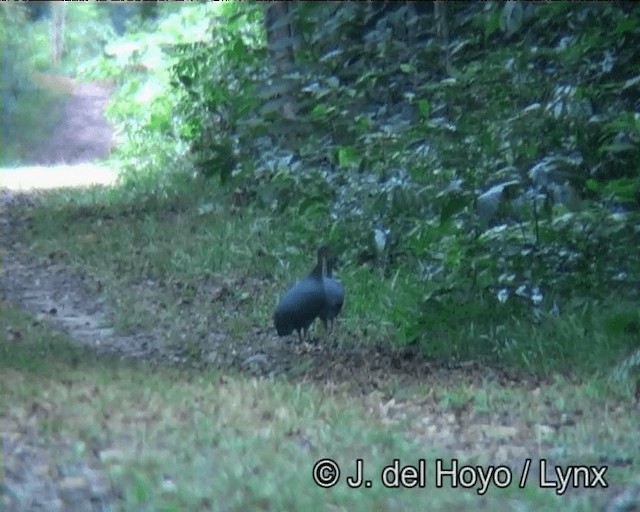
[319,254,344,332]
[273,245,331,342]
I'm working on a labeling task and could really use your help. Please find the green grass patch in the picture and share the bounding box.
[16,179,639,378]
[2,301,639,511]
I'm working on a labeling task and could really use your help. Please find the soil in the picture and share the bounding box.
[0,76,634,511]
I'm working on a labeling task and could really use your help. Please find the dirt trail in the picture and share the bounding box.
[1,75,120,511]
[1,75,116,191]
[30,76,114,166]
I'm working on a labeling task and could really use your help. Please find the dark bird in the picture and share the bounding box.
[320,255,344,331]
[274,245,330,342]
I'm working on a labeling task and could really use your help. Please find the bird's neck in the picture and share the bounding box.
[312,257,328,279]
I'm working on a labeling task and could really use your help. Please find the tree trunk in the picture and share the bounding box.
[51,3,66,65]
[434,1,450,75]
[264,1,298,120]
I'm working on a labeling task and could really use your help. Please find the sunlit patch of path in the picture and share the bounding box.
[0,164,117,191]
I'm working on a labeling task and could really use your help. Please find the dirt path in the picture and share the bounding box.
[29,76,114,166]
[1,76,120,511]
[2,75,116,191]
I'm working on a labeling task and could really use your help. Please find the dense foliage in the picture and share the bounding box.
[0,3,120,163]
[90,3,640,370]
[0,5,44,162]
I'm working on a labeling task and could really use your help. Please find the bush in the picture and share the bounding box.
[99,2,640,374]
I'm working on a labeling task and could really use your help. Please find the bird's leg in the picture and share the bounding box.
[321,318,332,344]
[294,329,308,354]
[296,328,307,351]
[300,326,318,353]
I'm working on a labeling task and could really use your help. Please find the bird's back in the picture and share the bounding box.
[274,275,326,335]
[320,258,344,324]
[323,277,344,318]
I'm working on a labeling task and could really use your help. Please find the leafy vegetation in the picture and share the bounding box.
[0,6,58,163]
[75,2,640,376]
[3,4,640,509]
[0,2,180,164]
[0,4,113,163]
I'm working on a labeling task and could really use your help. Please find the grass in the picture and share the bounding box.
[1,174,638,510]
[2,300,639,511]
[19,183,353,350]
[15,180,639,377]
[2,5,638,506]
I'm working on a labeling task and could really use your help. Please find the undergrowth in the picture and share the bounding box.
[50,2,638,380]
[18,180,639,379]
[4,0,639,380]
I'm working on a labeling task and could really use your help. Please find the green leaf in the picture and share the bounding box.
[586,179,600,192]
[298,197,328,217]
[417,99,430,118]
[440,193,469,224]
[337,146,360,169]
